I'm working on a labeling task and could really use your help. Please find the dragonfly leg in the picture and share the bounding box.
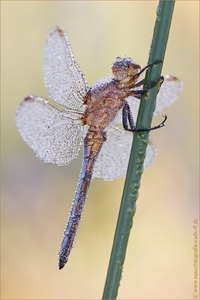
[129,76,164,99]
[145,75,164,90]
[136,59,162,77]
[122,101,135,131]
[124,114,168,133]
[132,79,145,88]
[128,60,162,86]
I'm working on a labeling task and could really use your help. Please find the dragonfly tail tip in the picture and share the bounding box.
[58,255,67,270]
[58,261,65,270]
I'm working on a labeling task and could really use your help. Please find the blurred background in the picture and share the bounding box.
[1,1,199,299]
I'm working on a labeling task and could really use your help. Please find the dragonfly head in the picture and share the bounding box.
[112,57,141,81]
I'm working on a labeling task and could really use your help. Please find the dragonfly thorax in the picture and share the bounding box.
[83,79,129,130]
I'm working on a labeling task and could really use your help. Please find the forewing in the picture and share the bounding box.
[95,75,182,180]
[154,75,183,114]
[44,27,88,109]
[111,75,183,126]
[93,126,156,180]
[16,95,83,165]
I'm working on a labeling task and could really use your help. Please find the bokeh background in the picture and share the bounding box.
[1,1,199,299]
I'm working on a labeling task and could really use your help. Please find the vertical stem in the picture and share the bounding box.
[102,1,175,299]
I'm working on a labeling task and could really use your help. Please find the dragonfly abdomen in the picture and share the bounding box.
[58,129,105,269]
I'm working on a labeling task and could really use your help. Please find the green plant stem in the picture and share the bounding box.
[102,1,175,299]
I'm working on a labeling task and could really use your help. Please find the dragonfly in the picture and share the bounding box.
[16,27,182,270]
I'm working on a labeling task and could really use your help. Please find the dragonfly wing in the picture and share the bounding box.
[93,125,156,180]
[154,75,183,114]
[94,75,181,180]
[44,27,88,109]
[16,95,83,165]
[112,75,183,125]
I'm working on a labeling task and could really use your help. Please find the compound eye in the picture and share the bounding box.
[128,63,141,74]
[112,64,127,80]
